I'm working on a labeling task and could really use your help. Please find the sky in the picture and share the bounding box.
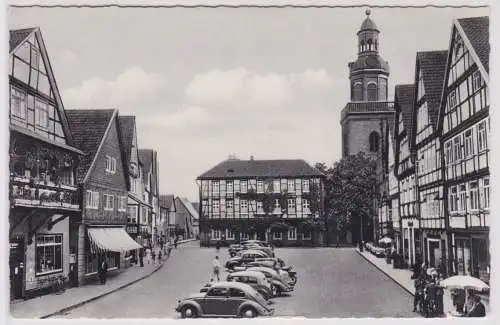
[8,5,489,202]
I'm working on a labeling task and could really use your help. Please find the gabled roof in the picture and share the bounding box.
[9,27,36,53]
[416,50,448,128]
[457,16,489,73]
[117,116,136,163]
[197,159,325,180]
[191,202,200,215]
[10,27,77,148]
[176,197,199,220]
[66,109,116,183]
[160,194,175,210]
[394,84,415,140]
[138,149,153,183]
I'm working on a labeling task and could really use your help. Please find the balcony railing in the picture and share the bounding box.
[10,176,79,210]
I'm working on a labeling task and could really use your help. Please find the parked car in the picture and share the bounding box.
[227,271,274,300]
[175,281,274,318]
[245,266,294,296]
[248,260,297,285]
[242,240,274,249]
[243,245,275,257]
[226,250,270,269]
[229,244,244,257]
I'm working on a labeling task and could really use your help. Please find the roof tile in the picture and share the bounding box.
[197,159,325,179]
[458,16,489,73]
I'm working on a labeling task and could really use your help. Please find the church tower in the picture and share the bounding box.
[341,10,395,158]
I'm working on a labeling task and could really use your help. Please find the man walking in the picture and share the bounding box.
[212,256,222,281]
[99,258,108,285]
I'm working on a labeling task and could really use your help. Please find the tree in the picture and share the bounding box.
[316,152,377,245]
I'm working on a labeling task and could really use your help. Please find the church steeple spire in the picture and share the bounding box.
[348,10,390,102]
[357,9,380,55]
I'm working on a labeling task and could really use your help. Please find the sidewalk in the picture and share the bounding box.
[355,248,490,317]
[10,239,197,319]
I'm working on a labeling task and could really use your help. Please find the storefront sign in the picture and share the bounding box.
[126,225,138,234]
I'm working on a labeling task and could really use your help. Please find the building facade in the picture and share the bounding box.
[439,17,490,282]
[159,194,176,240]
[118,116,153,248]
[411,51,449,274]
[197,158,325,247]
[66,109,141,286]
[175,197,200,240]
[9,28,83,299]
[139,149,160,245]
[393,84,419,267]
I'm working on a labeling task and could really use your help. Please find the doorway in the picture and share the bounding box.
[10,238,25,300]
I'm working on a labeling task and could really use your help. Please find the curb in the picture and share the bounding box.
[40,261,166,319]
[355,249,414,297]
[39,240,198,318]
[40,240,198,317]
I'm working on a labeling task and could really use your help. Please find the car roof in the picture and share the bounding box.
[229,271,266,279]
[242,249,268,255]
[210,281,254,291]
[247,266,278,274]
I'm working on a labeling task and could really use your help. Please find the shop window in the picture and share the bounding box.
[288,227,297,240]
[36,234,63,275]
[273,232,282,240]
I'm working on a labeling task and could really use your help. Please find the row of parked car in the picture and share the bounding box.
[175,240,297,318]
[364,242,387,257]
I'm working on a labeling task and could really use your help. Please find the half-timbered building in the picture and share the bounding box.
[197,158,326,247]
[118,116,154,248]
[410,51,449,274]
[66,109,141,286]
[9,28,83,299]
[138,149,160,245]
[394,84,418,268]
[439,17,490,282]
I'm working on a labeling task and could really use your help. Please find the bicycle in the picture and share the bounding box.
[53,275,66,294]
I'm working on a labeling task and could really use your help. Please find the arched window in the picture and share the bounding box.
[360,41,365,52]
[374,39,378,51]
[367,82,377,101]
[367,39,373,51]
[353,82,363,101]
[369,132,380,152]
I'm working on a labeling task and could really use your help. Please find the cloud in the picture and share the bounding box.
[184,68,334,112]
[141,106,212,130]
[62,66,167,111]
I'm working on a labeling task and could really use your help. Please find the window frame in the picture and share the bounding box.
[35,233,63,276]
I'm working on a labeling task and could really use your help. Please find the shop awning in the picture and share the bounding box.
[88,227,143,253]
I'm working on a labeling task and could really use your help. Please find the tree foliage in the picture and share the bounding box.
[316,152,377,240]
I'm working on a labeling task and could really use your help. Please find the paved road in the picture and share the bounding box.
[53,241,419,318]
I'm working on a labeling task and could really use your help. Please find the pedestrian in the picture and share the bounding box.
[212,255,221,281]
[160,238,164,251]
[146,247,152,264]
[167,241,172,258]
[452,289,466,314]
[152,249,156,265]
[215,240,221,253]
[99,258,108,285]
[465,294,486,317]
[413,275,425,312]
[174,236,179,249]
[139,248,144,267]
[158,249,162,261]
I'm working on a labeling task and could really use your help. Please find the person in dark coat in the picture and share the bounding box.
[174,237,179,249]
[413,275,425,312]
[466,294,486,317]
[99,258,108,284]
[215,240,221,252]
[139,248,144,267]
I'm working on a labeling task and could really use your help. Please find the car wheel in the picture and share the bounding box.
[181,305,197,318]
[271,284,278,297]
[240,306,257,318]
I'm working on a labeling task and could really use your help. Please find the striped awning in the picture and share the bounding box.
[88,227,142,253]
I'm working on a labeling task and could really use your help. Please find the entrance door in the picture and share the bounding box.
[9,239,24,299]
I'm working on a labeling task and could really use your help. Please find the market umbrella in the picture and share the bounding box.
[440,275,489,291]
[378,237,392,245]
